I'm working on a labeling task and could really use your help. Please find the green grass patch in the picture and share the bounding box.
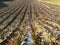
[16,40,21,45]
[45,0,60,4]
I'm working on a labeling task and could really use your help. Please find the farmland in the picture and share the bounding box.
[0,0,60,45]
[43,0,60,5]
